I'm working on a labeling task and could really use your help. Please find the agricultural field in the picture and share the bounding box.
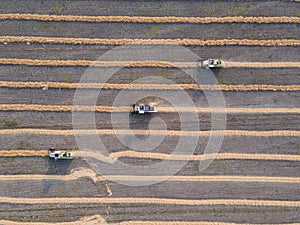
[0,0,299,224]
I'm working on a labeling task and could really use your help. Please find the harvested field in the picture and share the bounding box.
[0,0,299,224]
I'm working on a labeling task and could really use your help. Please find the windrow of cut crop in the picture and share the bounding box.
[1,149,300,162]
[1,36,300,46]
[0,104,300,114]
[1,170,299,183]
[1,81,300,91]
[1,217,300,225]
[0,58,299,68]
[0,197,299,207]
[0,14,299,24]
[0,129,299,137]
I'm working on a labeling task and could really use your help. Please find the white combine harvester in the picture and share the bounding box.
[49,148,73,160]
[132,103,157,114]
[199,58,225,69]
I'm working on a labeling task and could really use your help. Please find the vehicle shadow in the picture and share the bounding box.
[42,156,73,194]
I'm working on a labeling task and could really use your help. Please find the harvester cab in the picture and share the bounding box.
[49,148,73,160]
[132,103,157,114]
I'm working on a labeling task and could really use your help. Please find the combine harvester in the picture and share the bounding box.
[49,148,73,160]
[200,58,225,69]
[132,103,157,114]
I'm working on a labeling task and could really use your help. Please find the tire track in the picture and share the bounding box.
[2,81,300,91]
[1,36,299,46]
[0,129,299,136]
[0,197,299,207]
[1,150,299,162]
[0,14,299,24]
[0,58,299,68]
[0,167,299,183]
